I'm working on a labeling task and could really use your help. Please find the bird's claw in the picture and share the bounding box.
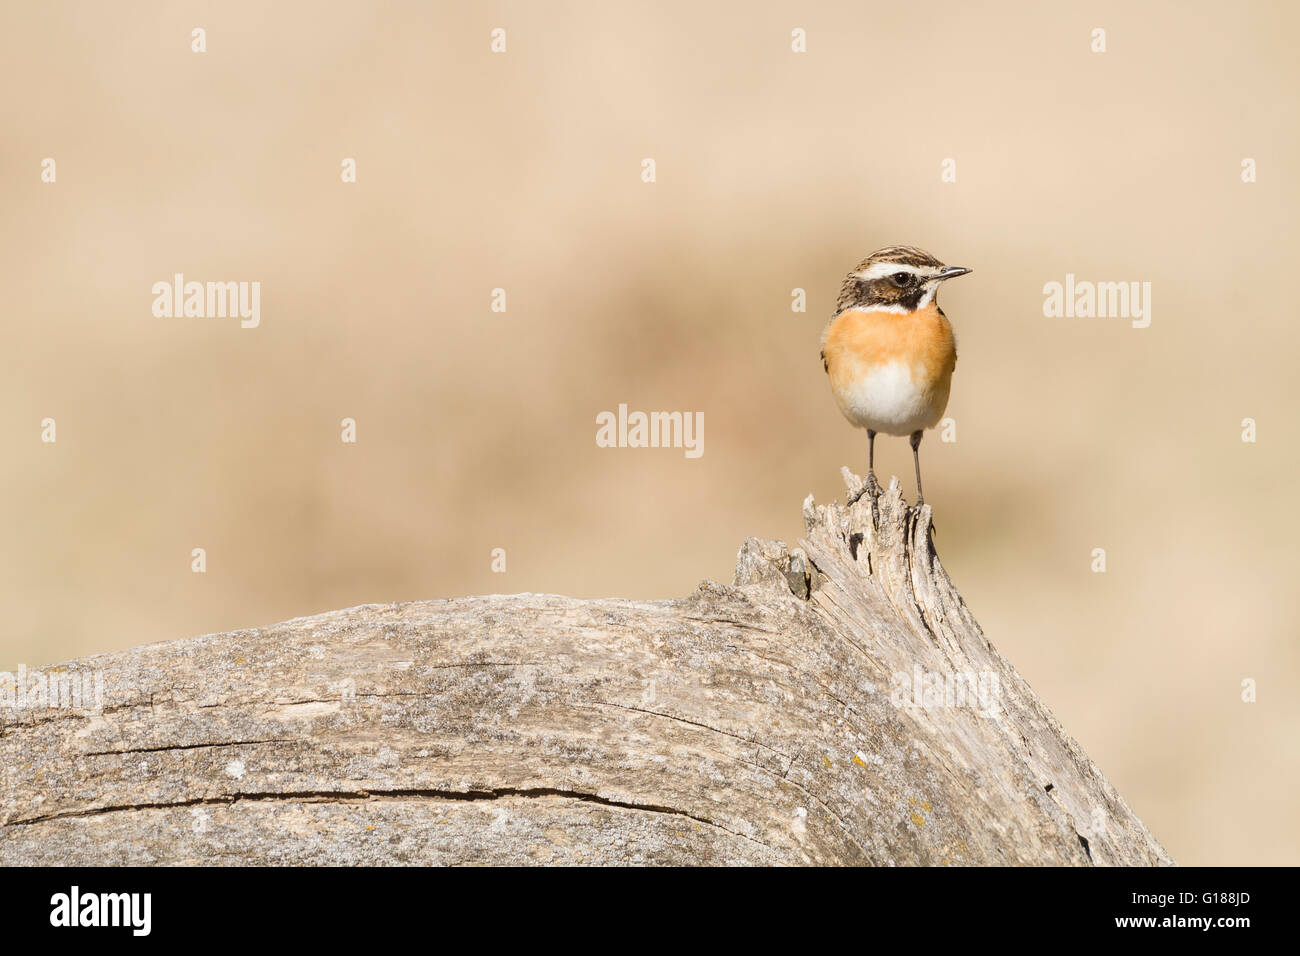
[847,473,883,528]
[847,472,882,507]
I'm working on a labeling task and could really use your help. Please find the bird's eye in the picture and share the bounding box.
[889,272,913,288]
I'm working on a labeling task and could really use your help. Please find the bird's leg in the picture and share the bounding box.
[848,430,882,515]
[909,429,925,507]
[867,428,882,526]
[866,429,882,499]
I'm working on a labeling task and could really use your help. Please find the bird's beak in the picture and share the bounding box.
[932,266,972,282]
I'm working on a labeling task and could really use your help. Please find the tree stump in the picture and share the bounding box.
[0,471,1173,865]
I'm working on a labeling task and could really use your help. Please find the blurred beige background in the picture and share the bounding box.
[2,1,1297,865]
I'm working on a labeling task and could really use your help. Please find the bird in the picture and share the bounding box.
[819,245,972,512]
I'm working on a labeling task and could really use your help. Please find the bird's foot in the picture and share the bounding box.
[847,472,882,505]
[847,472,883,527]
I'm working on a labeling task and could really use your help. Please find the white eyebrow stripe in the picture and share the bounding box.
[853,262,942,281]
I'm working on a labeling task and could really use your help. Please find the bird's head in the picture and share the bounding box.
[835,245,971,315]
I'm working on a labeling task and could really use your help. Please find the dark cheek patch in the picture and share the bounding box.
[869,279,904,305]
[899,288,924,310]
[836,274,924,314]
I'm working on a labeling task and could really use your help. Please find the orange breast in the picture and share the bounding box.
[823,304,956,386]
[821,304,958,432]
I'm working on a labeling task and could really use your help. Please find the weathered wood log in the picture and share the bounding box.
[0,471,1173,865]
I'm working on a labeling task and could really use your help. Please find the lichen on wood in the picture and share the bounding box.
[0,470,1173,866]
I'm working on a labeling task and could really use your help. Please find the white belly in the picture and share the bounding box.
[834,360,940,436]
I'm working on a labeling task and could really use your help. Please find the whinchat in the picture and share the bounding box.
[820,245,972,509]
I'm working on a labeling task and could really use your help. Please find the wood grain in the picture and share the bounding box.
[0,472,1173,866]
